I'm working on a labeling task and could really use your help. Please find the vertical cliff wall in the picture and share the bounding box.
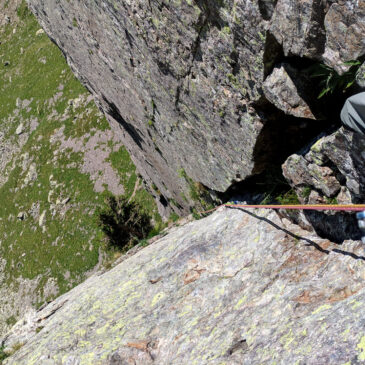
[27,0,365,215]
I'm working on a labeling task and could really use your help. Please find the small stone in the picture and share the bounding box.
[24,163,37,185]
[36,29,45,36]
[47,190,54,203]
[61,197,70,205]
[17,212,26,220]
[16,123,24,135]
[39,210,46,227]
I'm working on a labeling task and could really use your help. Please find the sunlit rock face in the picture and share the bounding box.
[27,0,364,215]
[4,206,365,364]
[27,0,268,215]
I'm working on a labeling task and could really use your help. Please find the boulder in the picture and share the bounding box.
[284,128,365,203]
[263,63,316,119]
[15,123,24,135]
[269,0,326,58]
[283,127,365,241]
[323,1,365,73]
[3,207,365,364]
[27,0,271,215]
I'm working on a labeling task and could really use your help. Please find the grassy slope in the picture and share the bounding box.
[0,1,161,321]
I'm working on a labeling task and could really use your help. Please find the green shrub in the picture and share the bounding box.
[5,315,16,327]
[169,212,179,222]
[0,346,9,363]
[310,60,361,99]
[301,186,312,199]
[276,189,300,205]
[98,196,152,251]
[16,2,31,20]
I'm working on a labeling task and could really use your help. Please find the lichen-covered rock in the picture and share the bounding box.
[284,127,365,203]
[323,1,365,73]
[27,0,271,215]
[263,63,316,119]
[270,0,326,58]
[283,127,365,241]
[3,206,365,364]
[26,0,365,217]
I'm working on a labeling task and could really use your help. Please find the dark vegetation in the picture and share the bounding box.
[0,347,8,364]
[98,195,152,251]
[222,166,300,206]
[309,60,362,99]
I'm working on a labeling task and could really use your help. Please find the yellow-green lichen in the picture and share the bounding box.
[351,300,362,310]
[312,304,332,315]
[179,304,193,317]
[357,335,365,361]
[151,292,166,307]
[280,328,297,349]
[342,328,351,340]
[234,295,247,310]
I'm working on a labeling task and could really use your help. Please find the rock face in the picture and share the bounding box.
[356,62,365,88]
[283,127,365,242]
[4,206,365,364]
[323,1,365,73]
[26,0,365,215]
[27,0,268,215]
[269,0,326,59]
[263,63,316,119]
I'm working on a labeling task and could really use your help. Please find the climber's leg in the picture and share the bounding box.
[341,92,365,135]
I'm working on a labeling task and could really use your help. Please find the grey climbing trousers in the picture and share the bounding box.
[341,92,365,135]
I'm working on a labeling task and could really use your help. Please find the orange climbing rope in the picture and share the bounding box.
[199,203,365,215]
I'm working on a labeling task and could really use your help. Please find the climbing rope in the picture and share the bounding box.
[199,203,365,215]
[199,203,365,243]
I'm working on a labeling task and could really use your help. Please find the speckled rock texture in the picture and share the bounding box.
[27,0,269,215]
[282,127,365,242]
[3,206,365,364]
[26,0,365,215]
[323,0,365,74]
[356,62,365,88]
[262,63,315,119]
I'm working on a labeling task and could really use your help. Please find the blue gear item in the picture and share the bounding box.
[356,211,365,244]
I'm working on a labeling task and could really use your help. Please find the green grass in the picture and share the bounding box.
[0,346,9,364]
[0,1,160,307]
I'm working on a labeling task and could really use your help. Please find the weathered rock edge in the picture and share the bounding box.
[26,0,365,216]
[3,207,365,364]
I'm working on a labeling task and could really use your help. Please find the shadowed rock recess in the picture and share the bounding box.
[27,0,365,216]
[4,207,365,364]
